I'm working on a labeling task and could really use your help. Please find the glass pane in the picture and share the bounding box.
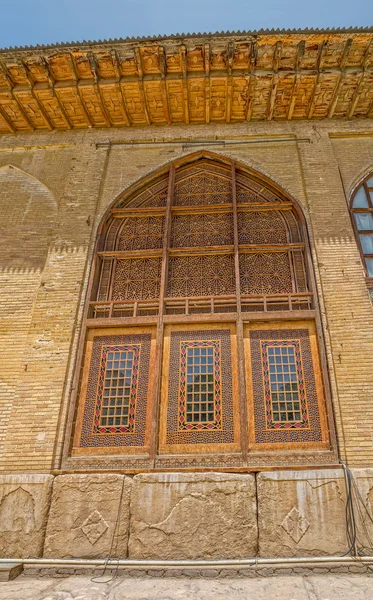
[366,258,373,277]
[360,234,373,254]
[366,176,373,187]
[354,212,373,231]
[370,191,373,204]
[353,188,369,208]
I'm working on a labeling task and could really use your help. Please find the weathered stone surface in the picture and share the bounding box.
[43,474,132,558]
[350,468,373,549]
[128,472,257,559]
[257,469,348,557]
[0,474,53,558]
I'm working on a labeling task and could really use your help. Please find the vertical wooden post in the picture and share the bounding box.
[231,162,249,463]
[149,164,175,465]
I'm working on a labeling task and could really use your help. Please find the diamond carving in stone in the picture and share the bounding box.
[281,507,310,543]
[80,510,108,545]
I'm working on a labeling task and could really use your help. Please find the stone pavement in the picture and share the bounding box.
[1,574,373,600]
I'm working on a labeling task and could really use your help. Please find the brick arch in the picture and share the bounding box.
[0,164,56,269]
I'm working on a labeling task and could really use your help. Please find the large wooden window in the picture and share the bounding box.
[70,154,333,469]
[350,174,373,280]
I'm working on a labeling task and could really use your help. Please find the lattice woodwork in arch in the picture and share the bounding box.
[117,216,165,251]
[112,258,162,301]
[167,254,236,297]
[174,161,232,206]
[95,156,310,308]
[72,156,333,466]
[171,212,234,248]
[239,252,294,295]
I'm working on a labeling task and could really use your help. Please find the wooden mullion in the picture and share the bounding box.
[149,164,175,465]
[363,182,373,209]
[232,162,249,464]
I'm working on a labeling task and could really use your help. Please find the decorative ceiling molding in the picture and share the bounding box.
[0,31,373,134]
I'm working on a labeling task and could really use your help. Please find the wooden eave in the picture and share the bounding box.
[0,30,373,133]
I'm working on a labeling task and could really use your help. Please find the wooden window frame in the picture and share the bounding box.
[350,173,373,286]
[62,152,338,472]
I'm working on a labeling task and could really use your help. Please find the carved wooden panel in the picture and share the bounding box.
[174,162,232,206]
[112,258,162,300]
[117,216,165,251]
[239,252,293,295]
[0,32,372,132]
[171,213,233,247]
[237,211,288,245]
[168,254,235,297]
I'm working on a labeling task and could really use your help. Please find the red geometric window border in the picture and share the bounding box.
[178,339,222,432]
[261,340,309,430]
[79,333,151,448]
[94,343,141,434]
[250,328,323,444]
[166,329,234,446]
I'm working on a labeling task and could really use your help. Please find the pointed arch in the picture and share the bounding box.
[0,164,56,269]
[349,169,373,278]
[68,151,333,469]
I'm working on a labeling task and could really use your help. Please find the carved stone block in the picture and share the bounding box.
[0,474,53,558]
[128,473,257,559]
[350,468,373,549]
[43,474,132,558]
[257,469,348,557]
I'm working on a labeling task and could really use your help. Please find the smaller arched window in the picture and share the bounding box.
[351,174,373,278]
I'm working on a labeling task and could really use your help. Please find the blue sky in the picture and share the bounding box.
[0,0,372,49]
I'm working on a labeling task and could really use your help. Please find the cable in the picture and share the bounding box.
[339,459,373,570]
[91,476,127,584]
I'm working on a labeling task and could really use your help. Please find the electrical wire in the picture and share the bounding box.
[91,476,127,584]
[339,459,373,570]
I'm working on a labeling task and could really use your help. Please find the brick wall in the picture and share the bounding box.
[0,120,372,471]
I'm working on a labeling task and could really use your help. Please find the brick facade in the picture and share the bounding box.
[1,119,373,472]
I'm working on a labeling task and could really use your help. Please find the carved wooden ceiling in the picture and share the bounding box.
[0,30,373,133]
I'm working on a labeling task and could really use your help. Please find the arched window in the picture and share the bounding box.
[350,174,373,279]
[70,155,331,469]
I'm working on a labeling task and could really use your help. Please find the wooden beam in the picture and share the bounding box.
[287,74,300,120]
[134,48,151,125]
[181,45,190,124]
[226,41,234,123]
[204,43,210,124]
[347,71,365,118]
[340,38,353,70]
[267,74,279,120]
[327,73,344,118]
[10,91,35,130]
[29,87,54,130]
[287,42,305,120]
[273,41,282,73]
[307,73,322,119]
[0,104,16,132]
[158,46,171,125]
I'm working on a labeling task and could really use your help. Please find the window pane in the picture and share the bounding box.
[360,234,373,254]
[354,212,373,231]
[266,343,303,424]
[184,344,216,424]
[353,188,369,208]
[366,258,373,277]
[366,176,373,187]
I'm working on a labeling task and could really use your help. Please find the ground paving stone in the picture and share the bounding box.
[0,574,373,599]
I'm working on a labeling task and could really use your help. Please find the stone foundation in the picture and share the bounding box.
[128,473,257,559]
[257,469,348,557]
[0,474,53,558]
[43,474,132,559]
[1,468,372,560]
